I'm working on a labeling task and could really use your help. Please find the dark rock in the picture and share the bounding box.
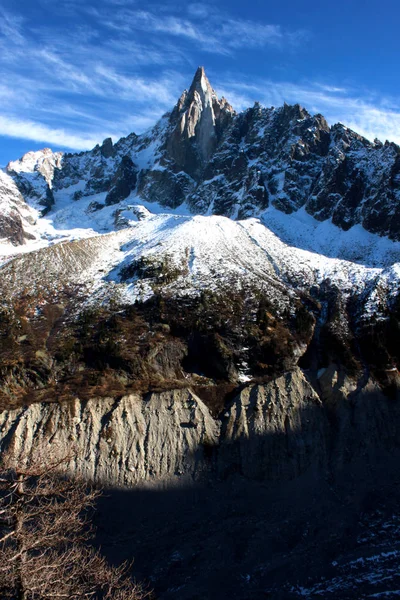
[137,168,195,209]
[72,190,84,202]
[86,201,105,213]
[100,137,114,158]
[105,156,138,206]
[0,212,25,245]
[11,173,55,214]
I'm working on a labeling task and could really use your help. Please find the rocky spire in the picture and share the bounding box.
[187,66,214,103]
[166,67,235,177]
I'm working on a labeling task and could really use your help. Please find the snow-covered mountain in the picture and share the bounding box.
[2,68,400,599]
[5,67,400,248]
[0,65,398,402]
[0,69,399,292]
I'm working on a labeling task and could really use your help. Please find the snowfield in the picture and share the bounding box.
[0,174,399,315]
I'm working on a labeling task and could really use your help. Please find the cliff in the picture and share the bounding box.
[1,367,398,487]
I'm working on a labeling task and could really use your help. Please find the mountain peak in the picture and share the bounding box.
[166,67,235,175]
[193,65,207,81]
[6,148,63,187]
[196,65,206,77]
[188,66,212,98]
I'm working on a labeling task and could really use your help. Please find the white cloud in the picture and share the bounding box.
[38,50,95,90]
[93,66,185,104]
[130,11,201,40]
[0,8,25,45]
[315,83,348,94]
[0,115,101,150]
[99,7,306,54]
[107,0,135,4]
[186,3,213,19]
[336,107,400,145]
[220,20,283,48]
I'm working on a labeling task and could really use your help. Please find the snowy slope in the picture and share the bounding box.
[1,178,398,321]
[288,510,400,599]
[1,67,400,319]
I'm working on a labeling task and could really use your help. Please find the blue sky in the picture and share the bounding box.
[1,0,400,165]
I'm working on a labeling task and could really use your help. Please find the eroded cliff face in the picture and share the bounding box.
[0,367,398,488]
[220,369,327,481]
[0,389,219,486]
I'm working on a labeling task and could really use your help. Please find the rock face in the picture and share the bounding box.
[7,148,63,187]
[6,67,400,238]
[0,170,37,245]
[165,66,236,178]
[220,369,327,481]
[6,148,62,214]
[0,388,220,486]
[0,368,398,488]
[105,155,138,205]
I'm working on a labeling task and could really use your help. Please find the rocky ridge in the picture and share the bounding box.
[4,67,400,243]
[0,170,37,247]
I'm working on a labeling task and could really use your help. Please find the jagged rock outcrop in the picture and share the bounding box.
[99,137,114,159]
[0,211,25,246]
[105,155,138,205]
[165,66,235,178]
[6,148,62,214]
[7,148,63,187]
[5,67,400,238]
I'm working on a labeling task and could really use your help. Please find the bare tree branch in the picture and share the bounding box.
[0,454,150,600]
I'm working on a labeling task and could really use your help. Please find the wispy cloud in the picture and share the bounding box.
[100,7,307,54]
[114,11,201,40]
[0,4,191,151]
[0,7,25,44]
[219,20,306,49]
[186,3,212,19]
[0,0,399,159]
[336,106,400,145]
[93,66,185,104]
[0,115,101,150]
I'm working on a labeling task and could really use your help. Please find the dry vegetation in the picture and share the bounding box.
[0,282,318,411]
[1,274,398,411]
[0,454,150,600]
